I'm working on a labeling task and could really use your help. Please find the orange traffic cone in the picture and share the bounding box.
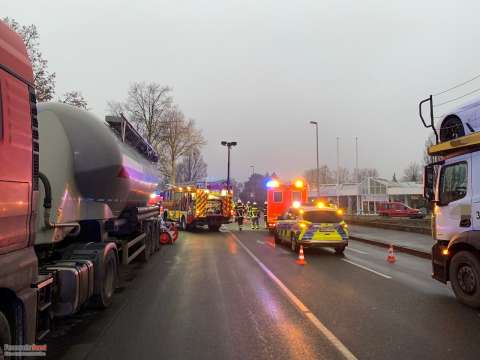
[387,245,396,263]
[296,245,307,265]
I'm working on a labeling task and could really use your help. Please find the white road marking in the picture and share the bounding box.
[231,233,358,360]
[346,247,368,255]
[256,240,265,245]
[342,259,392,279]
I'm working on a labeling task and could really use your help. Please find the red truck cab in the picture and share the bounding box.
[0,20,40,346]
[377,202,423,218]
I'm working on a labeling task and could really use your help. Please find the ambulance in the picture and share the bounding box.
[265,177,309,230]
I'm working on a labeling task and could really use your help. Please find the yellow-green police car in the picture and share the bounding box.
[274,204,349,254]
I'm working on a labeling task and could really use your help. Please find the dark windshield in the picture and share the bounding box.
[303,210,341,223]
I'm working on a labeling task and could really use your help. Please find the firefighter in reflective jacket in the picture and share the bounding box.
[235,200,246,231]
[250,202,260,230]
[263,201,268,228]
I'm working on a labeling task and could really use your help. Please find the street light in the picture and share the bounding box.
[309,121,320,197]
[221,141,237,189]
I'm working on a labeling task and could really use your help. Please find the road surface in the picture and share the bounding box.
[47,227,480,360]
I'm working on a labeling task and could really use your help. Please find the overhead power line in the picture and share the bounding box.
[434,73,480,96]
[433,86,480,107]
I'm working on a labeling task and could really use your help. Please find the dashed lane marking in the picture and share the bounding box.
[256,240,265,245]
[231,232,358,360]
[342,259,392,279]
[345,247,368,255]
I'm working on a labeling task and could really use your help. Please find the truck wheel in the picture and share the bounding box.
[139,224,152,262]
[290,234,298,252]
[208,224,221,232]
[147,225,156,255]
[180,217,187,231]
[92,250,117,309]
[450,251,480,308]
[273,231,281,244]
[335,246,346,255]
[0,311,11,360]
[154,222,161,252]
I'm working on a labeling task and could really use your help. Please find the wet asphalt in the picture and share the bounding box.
[46,226,480,360]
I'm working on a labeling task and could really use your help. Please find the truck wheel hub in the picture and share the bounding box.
[458,265,477,294]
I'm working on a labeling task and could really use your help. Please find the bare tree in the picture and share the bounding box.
[304,166,335,187]
[356,168,379,182]
[333,167,351,184]
[3,17,56,101]
[58,90,88,109]
[176,148,208,183]
[157,106,206,184]
[423,135,440,166]
[107,82,172,149]
[402,162,421,182]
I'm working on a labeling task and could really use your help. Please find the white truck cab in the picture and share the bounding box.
[422,95,480,308]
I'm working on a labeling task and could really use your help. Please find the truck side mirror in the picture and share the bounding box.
[424,164,435,202]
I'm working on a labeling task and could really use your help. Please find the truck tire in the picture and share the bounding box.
[0,311,11,360]
[290,234,298,253]
[450,251,480,308]
[273,230,281,244]
[139,224,154,262]
[208,224,221,232]
[147,224,156,255]
[91,250,117,309]
[153,221,160,252]
[180,217,187,231]
[335,246,346,255]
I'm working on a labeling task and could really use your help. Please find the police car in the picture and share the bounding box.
[273,202,349,254]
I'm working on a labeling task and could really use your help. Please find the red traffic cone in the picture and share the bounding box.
[159,232,171,245]
[387,245,396,263]
[296,245,307,265]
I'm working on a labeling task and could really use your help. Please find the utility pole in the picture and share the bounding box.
[336,137,340,206]
[309,121,320,197]
[355,137,359,183]
[250,165,255,177]
[355,137,359,215]
[221,141,237,189]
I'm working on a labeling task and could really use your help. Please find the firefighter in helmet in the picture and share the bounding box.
[245,201,251,225]
[250,202,260,230]
[263,201,268,228]
[235,199,246,231]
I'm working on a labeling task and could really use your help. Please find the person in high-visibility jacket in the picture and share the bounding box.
[250,202,260,230]
[235,199,246,231]
[263,201,268,228]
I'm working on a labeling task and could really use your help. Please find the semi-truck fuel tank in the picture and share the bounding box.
[36,103,159,245]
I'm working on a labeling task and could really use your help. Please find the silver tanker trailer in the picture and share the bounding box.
[32,103,164,335]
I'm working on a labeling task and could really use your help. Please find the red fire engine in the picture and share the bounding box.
[160,181,234,232]
[265,177,309,230]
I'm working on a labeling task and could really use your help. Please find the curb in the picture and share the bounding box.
[349,235,432,260]
[346,220,430,235]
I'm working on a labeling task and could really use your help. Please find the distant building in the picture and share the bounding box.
[309,177,424,215]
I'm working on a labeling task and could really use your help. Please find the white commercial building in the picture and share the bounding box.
[309,177,424,215]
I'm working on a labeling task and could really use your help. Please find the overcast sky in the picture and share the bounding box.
[4,1,480,182]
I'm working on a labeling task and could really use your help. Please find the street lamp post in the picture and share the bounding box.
[309,121,320,197]
[336,137,340,206]
[221,141,237,189]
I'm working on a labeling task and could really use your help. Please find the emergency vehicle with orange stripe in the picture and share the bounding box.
[265,177,309,230]
[159,181,234,232]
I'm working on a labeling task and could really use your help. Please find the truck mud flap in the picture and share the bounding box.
[432,243,448,283]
